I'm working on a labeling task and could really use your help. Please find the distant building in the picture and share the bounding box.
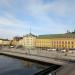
[18,33,37,49]
[10,32,75,50]
[11,37,23,46]
[0,39,10,46]
[0,39,3,46]
[2,39,10,46]
[37,33,75,50]
[35,39,52,49]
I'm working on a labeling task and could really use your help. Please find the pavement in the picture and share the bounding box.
[56,63,75,75]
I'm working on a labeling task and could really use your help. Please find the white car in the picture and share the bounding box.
[10,46,14,48]
[61,50,66,52]
[52,49,56,51]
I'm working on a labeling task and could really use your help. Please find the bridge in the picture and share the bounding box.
[0,47,75,75]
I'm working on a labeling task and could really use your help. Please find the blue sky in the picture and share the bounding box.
[0,0,75,39]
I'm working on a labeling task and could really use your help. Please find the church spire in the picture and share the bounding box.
[29,24,31,34]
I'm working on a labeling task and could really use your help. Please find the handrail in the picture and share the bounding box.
[34,64,61,75]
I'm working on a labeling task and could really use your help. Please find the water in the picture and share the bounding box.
[0,55,50,75]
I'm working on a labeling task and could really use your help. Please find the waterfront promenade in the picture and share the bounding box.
[1,47,75,63]
[0,47,75,75]
[0,48,66,65]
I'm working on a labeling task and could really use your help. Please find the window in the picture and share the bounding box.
[57,41,58,44]
[72,45,74,48]
[71,42,74,44]
[59,41,61,44]
[62,41,64,44]
[68,41,70,44]
[65,41,67,44]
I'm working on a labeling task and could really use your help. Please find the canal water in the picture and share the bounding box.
[0,55,50,75]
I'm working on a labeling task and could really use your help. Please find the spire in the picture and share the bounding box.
[30,24,31,34]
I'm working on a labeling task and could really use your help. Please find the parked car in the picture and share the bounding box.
[52,49,56,51]
[61,49,66,52]
[10,46,14,48]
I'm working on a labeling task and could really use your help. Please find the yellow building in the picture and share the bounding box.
[2,39,10,46]
[12,32,75,50]
[18,39,24,46]
[0,39,10,46]
[0,39,3,45]
[18,33,37,48]
[51,38,75,50]
[35,39,52,49]
[36,33,75,50]
[11,37,23,46]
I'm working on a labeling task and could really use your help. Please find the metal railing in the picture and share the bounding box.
[34,64,61,75]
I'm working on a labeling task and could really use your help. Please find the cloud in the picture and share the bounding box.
[0,12,31,39]
[0,0,75,39]
[23,0,75,28]
[0,11,30,28]
[23,0,75,18]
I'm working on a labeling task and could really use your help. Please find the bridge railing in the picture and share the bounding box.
[34,64,61,75]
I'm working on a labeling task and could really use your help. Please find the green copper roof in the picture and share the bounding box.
[37,33,75,39]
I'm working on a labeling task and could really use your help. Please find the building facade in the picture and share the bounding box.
[0,39,10,46]
[11,37,23,46]
[17,33,37,49]
[35,39,52,49]
[36,33,75,50]
[11,33,75,50]
[51,38,75,50]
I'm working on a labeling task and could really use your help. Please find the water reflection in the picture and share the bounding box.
[0,55,49,75]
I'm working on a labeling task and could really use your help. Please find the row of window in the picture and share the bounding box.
[52,41,74,44]
[52,45,74,48]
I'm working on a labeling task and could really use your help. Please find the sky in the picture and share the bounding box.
[0,0,75,39]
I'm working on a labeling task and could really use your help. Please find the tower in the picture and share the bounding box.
[22,24,37,49]
[29,24,31,34]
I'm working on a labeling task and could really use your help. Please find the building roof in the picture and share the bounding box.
[13,37,23,41]
[37,33,75,39]
[0,39,9,41]
[24,33,37,37]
